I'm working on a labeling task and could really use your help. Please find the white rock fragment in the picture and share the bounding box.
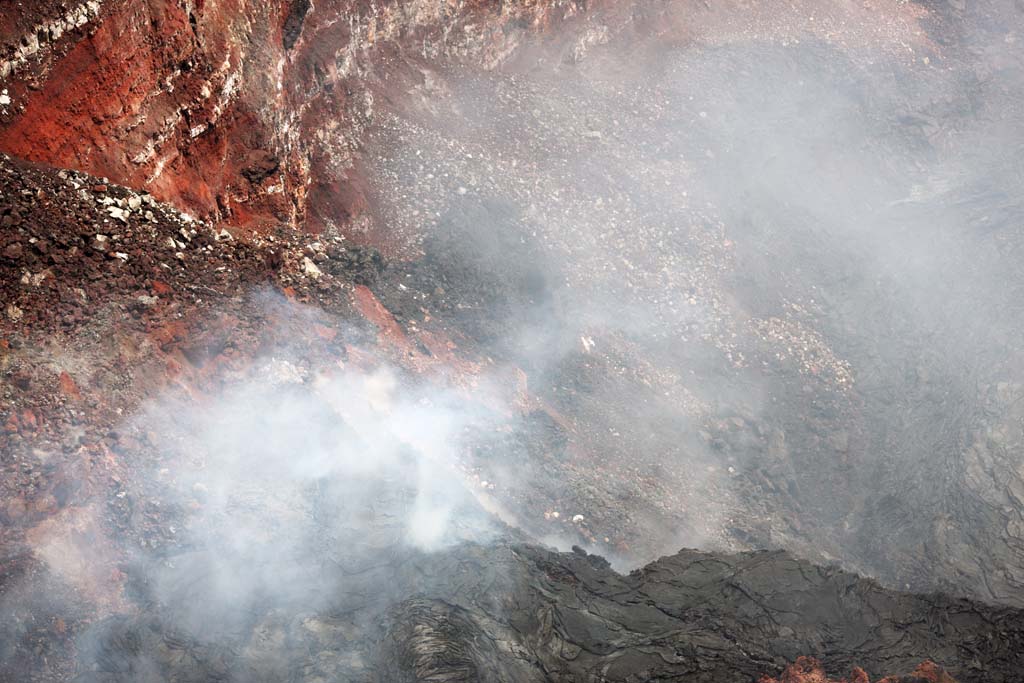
[581,336,595,353]
[106,206,129,222]
[303,256,322,279]
[572,514,585,523]
[114,252,129,261]
[0,90,10,107]
[127,195,142,210]
[263,358,308,386]
[26,270,51,286]
[6,304,23,321]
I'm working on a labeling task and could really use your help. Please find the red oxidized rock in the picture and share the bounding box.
[57,371,82,400]
[761,658,956,683]
[5,408,41,435]
[878,661,958,683]
[0,0,607,241]
[150,280,173,296]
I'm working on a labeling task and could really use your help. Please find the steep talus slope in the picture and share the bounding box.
[0,142,1020,683]
[356,6,1024,608]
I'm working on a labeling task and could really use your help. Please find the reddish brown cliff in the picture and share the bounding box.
[0,0,933,247]
[0,0,609,243]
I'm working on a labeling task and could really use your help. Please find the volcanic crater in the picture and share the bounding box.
[2,0,1024,681]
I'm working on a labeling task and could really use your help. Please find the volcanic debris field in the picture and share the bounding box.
[3,0,1024,681]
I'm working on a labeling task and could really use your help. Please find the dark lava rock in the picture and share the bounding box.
[73,541,1024,683]
[324,244,385,285]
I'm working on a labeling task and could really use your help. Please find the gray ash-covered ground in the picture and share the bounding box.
[362,0,1024,610]
[372,196,559,358]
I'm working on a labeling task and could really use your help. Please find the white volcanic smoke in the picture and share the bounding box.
[134,354,500,607]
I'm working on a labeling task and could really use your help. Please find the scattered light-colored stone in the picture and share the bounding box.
[303,256,323,278]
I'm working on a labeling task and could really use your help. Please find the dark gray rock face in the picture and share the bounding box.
[76,540,1024,683]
